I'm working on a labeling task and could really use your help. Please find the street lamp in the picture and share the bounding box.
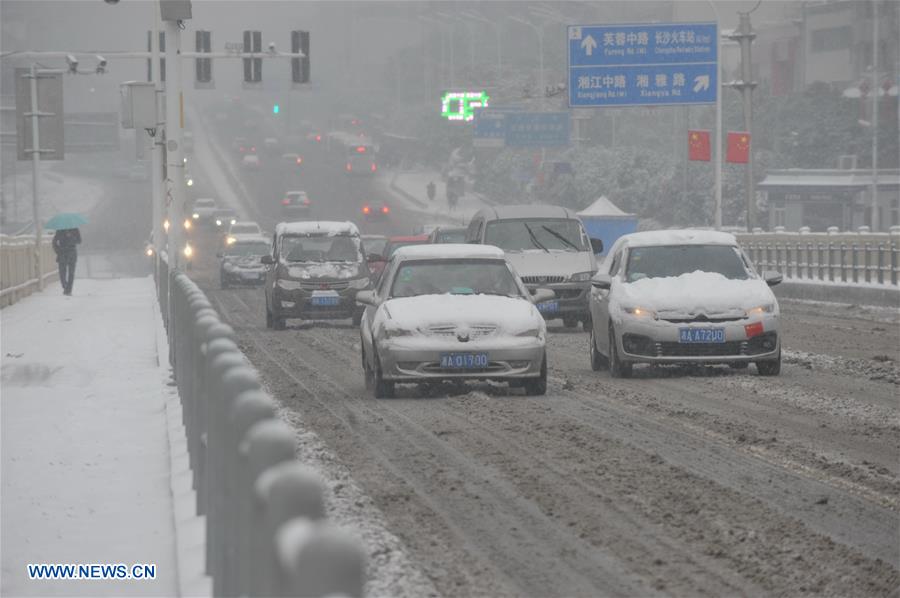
[509,15,545,106]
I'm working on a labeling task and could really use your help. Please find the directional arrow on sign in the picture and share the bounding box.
[581,35,597,57]
[693,74,710,93]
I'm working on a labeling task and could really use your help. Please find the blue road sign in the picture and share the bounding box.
[473,109,507,146]
[568,22,717,107]
[505,112,570,147]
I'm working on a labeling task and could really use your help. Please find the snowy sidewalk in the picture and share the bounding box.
[378,169,494,226]
[1,277,206,597]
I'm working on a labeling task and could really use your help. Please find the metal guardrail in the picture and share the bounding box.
[164,269,365,598]
[0,234,58,308]
[736,232,900,287]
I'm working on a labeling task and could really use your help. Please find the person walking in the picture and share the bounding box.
[52,228,81,295]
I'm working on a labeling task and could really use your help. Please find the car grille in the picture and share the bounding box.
[300,281,349,291]
[426,325,497,338]
[521,275,566,285]
[624,332,777,358]
[659,314,744,323]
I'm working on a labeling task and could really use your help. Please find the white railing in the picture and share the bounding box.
[0,234,58,308]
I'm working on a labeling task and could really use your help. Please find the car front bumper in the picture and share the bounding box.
[613,314,780,364]
[527,281,590,320]
[222,268,266,285]
[273,288,364,320]
[376,337,545,382]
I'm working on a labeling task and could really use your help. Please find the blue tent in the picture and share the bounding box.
[577,197,637,256]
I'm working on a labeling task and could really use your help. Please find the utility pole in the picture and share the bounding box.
[730,12,757,231]
[150,5,163,263]
[164,15,186,270]
[28,65,43,289]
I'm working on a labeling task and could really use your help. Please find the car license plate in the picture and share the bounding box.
[679,328,725,343]
[537,300,559,313]
[311,296,340,306]
[241,272,259,280]
[440,352,489,369]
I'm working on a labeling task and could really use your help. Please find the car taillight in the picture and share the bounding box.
[362,206,371,214]
[371,163,377,172]
[381,205,390,214]
[346,163,352,172]
[239,146,245,152]
[296,157,302,165]
[303,198,310,205]
[282,198,291,206]
[315,134,321,142]
[251,146,256,153]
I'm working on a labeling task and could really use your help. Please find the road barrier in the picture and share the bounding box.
[0,234,59,308]
[736,231,900,287]
[163,267,365,597]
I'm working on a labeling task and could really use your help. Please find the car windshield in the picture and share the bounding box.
[280,234,362,263]
[624,245,751,282]
[436,230,467,243]
[230,224,258,235]
[484,218,588,252]
[385,240,428,258]
[390,259,522,298]
[225,242,269,257]
[362,239,387,256]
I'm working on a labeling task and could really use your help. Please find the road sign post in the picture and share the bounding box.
[568,23,717,107]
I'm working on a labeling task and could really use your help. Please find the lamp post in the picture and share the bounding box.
[708,0,724,230]
[870,0,879,231]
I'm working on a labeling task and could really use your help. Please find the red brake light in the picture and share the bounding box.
[303,198,310,205]
[296,157,302,165]
[282,198,291,205]
[381,205,390,214]
[346,163,352,171]
[371,163,377,172]
[356,146,366,153]
[315,134,321,142]
[362,205,371,214]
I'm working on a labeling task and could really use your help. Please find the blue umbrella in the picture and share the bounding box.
[45,212,88,230]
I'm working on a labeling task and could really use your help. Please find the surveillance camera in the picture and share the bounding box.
[95,55,107,74]
[66,54,78,73]
[268,42,276,54]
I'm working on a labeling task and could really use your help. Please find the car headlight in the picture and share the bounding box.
[745,303,775,317]
[570,270,595,282]
[230,218,237,225]
[226,236,236,245]
[186,178,194,187]
[183,218,192,230]
[216,219,222,226]
[622,306,656,319]
[515,327,543,338]
[276,279,302,291]
[349,277,370,289]
[183,243,193,258]
[192,213,199,219]
[383,326,413,339]
[145,246,154,257]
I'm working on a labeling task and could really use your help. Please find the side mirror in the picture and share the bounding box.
[589,237,604,254]
[763,270,783,287]
[531,288,556,304]
[366,253,383,263]
[355,290,377,306]
[260,255,275,265]
[591,273,612,290]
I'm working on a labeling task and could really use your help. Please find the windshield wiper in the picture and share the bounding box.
[540,226,579,251]
[523,223,549,253]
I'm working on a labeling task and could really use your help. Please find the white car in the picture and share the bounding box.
[225,220,263,245]
[191,198,218,225]
[242,154,261,170]
[589,230,782,377]
[357,244,554,398]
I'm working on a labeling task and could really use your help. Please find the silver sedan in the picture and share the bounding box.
[357,244,554,398]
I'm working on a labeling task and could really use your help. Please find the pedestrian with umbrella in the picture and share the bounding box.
[46,212,87,296]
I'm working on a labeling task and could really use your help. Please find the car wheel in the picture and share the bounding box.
[756,349,781,376]
[273,315,287,331]
[608,325,632,378]
[362,343,374,390]
[563,317,578,329]
[590,328,607,371]
[523,354,548,396]
[373,353,394,399]
[265,306,273,329]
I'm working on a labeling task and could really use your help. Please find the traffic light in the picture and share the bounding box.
[243,30,262,84]
[291,30,310,85]
[273,103,280,114]
[195,30,213,88]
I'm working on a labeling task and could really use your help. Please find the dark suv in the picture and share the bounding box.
[263,221,371,329]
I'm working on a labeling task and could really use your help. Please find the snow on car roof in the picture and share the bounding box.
[230,235,269,245]
[275,221,359,236]
[230,221,258,228]
[621,230,738,248]
[393,244,505,260]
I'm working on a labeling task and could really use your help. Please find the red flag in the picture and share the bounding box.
[687,130,711,161]
[726,131,751,164]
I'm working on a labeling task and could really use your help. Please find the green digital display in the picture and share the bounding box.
[441,91,490,122]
